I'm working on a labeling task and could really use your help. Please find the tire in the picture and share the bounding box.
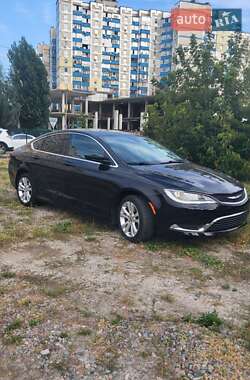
[16,174,36,207]
[118,195,155,243]
[0,142,7,155]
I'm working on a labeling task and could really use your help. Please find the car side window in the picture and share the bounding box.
[12,135,26,140]
[68,134,110,164]
[33,134,70,155]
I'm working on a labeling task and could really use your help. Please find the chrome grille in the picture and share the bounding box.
[214,189,247,205]
[207,211,248,233]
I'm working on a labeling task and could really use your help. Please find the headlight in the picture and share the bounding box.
[164,189,217,205]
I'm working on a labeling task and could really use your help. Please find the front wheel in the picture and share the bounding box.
[118,195,155,243]
[17,174,35,207]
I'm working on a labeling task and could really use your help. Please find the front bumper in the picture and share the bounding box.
[157,194,249,236]
[170,210,248,236]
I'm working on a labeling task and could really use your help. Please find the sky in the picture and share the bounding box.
[0,0,249,72]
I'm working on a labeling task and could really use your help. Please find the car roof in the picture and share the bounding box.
[39,129,133,139]
[13,133,34,137]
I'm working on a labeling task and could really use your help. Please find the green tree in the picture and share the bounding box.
[8,37,50,130]
[146,33,250,180]
[71,113,87,129]
[0,65,20,130]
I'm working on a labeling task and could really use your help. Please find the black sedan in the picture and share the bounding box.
[8,130,249,242]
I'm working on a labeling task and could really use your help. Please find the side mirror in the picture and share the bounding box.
[85,154,112,167]
[99,157,113,170]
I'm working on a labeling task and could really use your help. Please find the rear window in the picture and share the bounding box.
[33,134,69,155]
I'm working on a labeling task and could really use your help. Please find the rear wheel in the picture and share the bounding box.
[0,142,7,155]
[119,195,155,243]
[17,174,35,207]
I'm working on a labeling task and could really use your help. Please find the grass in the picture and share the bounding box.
[28,318,42,328]
[0,286,7,295]
[78,308,93,318]
[241,320,250,350]
[189,267,206,281]
[180,247,224,270]
[221,283,231,290]
[18,298,32,307]
[0,224,31,246]
[42,284,68,298]
[50,359,69,374]
[145,241,173,253]
[111,313,123,326]
[59,331,69,339]
[160,293,175,303]
[3,334,23,346]
[196,311,223,330]
[0,158,101,248]
[1,270,16,279]
[183,311,223,331]
[52,220,73,234]
[77,327,92,336]
[5,319,22,333]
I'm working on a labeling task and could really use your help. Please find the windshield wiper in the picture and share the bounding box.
[128,162,152,166]
[128,160,184,166]
[160,160,184,165]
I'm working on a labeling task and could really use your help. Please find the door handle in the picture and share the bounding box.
[31,156,39,160]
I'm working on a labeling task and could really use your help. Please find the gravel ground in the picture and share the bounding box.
[0,156,250,380]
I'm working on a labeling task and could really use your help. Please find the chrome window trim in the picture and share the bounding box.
[31,131,118,168]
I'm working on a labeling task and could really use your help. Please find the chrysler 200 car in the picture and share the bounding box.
[8,130,249,242]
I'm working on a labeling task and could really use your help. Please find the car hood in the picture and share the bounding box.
[134,162,243,195]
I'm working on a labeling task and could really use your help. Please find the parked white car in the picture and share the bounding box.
[0,129,35,154]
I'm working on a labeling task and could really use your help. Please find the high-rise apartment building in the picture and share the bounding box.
[213,31,250,61]
[50,27,57,89]
[36,43,50,76]
[46,0,248,99]
[56,0,172,97]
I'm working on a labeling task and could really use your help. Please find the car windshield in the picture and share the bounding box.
[102,134,183,165]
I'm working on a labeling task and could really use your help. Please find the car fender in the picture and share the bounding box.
[117,186,163,210]
[15,162,31,185]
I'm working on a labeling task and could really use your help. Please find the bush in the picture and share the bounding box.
[146,34,250,181]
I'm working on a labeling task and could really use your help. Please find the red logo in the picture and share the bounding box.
[171,8,212,32]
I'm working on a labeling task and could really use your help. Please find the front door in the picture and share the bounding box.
[64,133,119,216]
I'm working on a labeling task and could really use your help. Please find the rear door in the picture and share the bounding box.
[31,133,70,200]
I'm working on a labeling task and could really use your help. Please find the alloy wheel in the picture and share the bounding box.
[18,177,32,204]
[120,201,140,238]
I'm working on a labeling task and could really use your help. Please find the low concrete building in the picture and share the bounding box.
[50,90,153,131]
